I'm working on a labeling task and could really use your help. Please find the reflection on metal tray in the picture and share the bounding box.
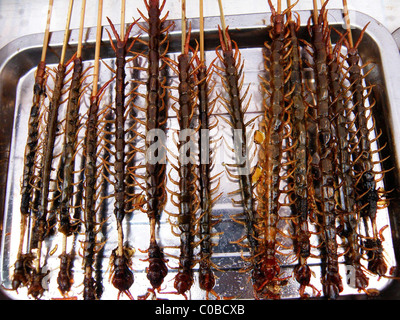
[0,9,400,300]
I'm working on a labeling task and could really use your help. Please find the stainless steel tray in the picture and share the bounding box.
[0,9,400,300]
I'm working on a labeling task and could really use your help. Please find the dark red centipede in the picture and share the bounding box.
[105,17,137,299]
[135,0,172,293]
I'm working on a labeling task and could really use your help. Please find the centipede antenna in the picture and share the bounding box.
[121,0,126,40]
[77,0,86,58]
[200,0,205,63]
[217,0,228,46]
[181,0,186,54]
[41,0,54,62]
[60,0,74,65]
[342,0,354,48]
[92,0,103,97]
[320,0,333,54]
[286,0,291,19]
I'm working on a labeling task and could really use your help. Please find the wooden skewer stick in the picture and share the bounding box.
[312,0,319,25]
[77,0,86,58]
[277,0,282,14]
[92,0,103,97]
[121,0,126,40]
[182,0,186,54]
[60,0,75,65]
[200,0,205,63]
[40,0,54,63]
[342,0,354,48]
[217,0,228,47]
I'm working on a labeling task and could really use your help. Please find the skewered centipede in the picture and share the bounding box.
[11,0,53,292]
[1,0,397,301]
[308,1,343,299]
[134,0,172,295]
[214,0,259,272]
[103,1,140,299]
[197,0,222,300]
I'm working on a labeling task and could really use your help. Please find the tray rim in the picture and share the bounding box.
[0,9,400,300]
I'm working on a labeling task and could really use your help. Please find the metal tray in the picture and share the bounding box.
[0,9,400,300]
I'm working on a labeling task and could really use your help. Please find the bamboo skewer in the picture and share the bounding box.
[312,0,319,25]
[200,0,205,63]
[60,0,75,65]
[342,0,354,48]
[121,0,126,41]
[40,0,54,63]
[217,0,228,46]
[92,0,103,97]
[77,0,87,58]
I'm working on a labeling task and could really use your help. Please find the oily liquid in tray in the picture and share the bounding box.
[0,23,395,299]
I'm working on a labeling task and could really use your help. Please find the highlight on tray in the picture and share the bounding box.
[1,0,397,300]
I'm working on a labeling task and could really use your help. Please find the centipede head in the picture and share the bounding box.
[293,264,320,298]
[12,253,34,290]
[146,243,168,289]
[252,254,285,299]
[27,269,50,300]
[364,238,388,277]
[110,248,135,299]
[352,266,369,292]
[174,270,193,296]
[199,267,216,293]
[57,253,74,296]
[322,272,343,300]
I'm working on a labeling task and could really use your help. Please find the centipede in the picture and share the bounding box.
[133,0,173,295]
[27,0,76,299]
[11,0,53,292]
[251,0,298,299]
[104,3,139,299]
[306,1,343,299]
[214,0,259,276]
[80,0,109,300]
[56,0,90,297]
[313,2,369,293]
[197,0,223,300]
[341,0,391,279]
[285,0,319,298]
[162,5,201,296]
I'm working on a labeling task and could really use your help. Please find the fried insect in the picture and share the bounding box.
[80,1,104,301]
[197,0,222,300]
[134,0,173,293]
[251,0,296,299]
[56,31,87,296]
[163,21,200,299]
[214,3,258,268]
[341,1,389,278]
[13,45,48,292]
[307,2,343,299]
[285,1,319,298]
[104,14,138,299]
[322,13,370,292]
[28,0,75,299]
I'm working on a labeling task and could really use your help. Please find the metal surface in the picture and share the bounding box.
[0,9,400,300]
